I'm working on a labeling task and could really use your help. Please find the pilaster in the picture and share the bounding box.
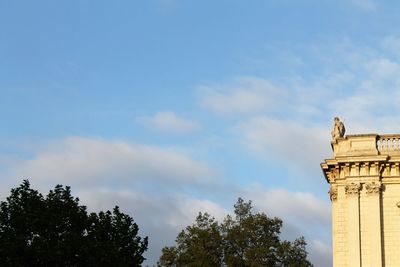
[329,186,338,267]
[365,182,382,266]
[345,183,361,267]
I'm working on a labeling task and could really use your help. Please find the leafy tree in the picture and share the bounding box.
[277,237,310,267]
[0,180,148,267]
[159,198,312,267]
[222,198,283,266]
[159,246,179,267]
[159,213,223,267]
[85,206,148,266]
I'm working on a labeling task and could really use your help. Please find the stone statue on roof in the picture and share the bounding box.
[331,117,345,141]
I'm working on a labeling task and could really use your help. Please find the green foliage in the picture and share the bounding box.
[277,237,310,267]
[160,213,223,267]
[159,198,312,267]
[0,180,148,267]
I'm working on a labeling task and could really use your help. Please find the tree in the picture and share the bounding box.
[159,213,223,267]
[0,180,148,266]
[158,198,312,267]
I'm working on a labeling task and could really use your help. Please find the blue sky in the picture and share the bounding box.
[2,0,400,265]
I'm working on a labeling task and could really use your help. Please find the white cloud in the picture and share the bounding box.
[348,0,377,11]
[326,53,400,133]
[138,111,200,133]
[382,36,400,57]
[199,76,282,114]
[7,137,214,188]
[233,117,331,175]
[83,189,228,231]
[309,239,332,267]
[365,58,400,81]
[244,187,330,227]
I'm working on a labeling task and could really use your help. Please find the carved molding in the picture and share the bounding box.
[365,162,370,176]
[365,182,381,195]
[328,168,339,183]
[328,187,338,201]
[345,183,361,196]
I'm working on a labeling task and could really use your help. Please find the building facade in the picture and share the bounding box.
[321,134,400,267]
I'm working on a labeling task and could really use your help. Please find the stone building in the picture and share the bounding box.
[321,131,400,267]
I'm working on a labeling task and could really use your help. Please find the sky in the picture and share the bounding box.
[2,0,400,266]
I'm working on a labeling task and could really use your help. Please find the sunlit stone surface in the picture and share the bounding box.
[322,133,400,267]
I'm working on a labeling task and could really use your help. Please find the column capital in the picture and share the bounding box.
[329,186,338,201]
[365,182,381,195]
[345,183,361,196]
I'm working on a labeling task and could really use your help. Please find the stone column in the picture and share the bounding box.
[346,183,361,267]
[365,182,382,266]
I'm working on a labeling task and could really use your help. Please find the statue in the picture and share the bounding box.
[331,117,345,141]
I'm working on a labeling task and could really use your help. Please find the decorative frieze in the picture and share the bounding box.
[322,161,399,180]
[345,183,361,196]
[365,182,381,195]
[328,187,338,201]
[364,162,370,176]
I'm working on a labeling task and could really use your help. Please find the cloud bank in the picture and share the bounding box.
[138,111,200,133]
[0,136,331,266]
[199,76,282,115]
